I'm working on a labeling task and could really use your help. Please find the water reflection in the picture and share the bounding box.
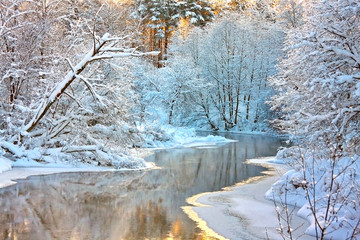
[0,134,284,240]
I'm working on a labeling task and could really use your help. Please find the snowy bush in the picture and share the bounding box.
[267,152,360,239]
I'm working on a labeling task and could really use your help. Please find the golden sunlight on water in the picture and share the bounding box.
[0,134,285,240]
[182,205,228,240]
[181,165,278,240]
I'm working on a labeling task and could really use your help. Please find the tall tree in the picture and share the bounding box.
[228,0,278,21]
[277,0,304,28]
[135,14,283,131]
[270,0,360,155]
[195,15,282,131]
[132,0,213,66]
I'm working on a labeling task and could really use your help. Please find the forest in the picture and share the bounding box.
[0,0,288,167]
[0,0,359,239]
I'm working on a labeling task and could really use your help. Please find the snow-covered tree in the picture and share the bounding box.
[270,0,360,157]
[178,0,214,27]
[132,0,213,66]
[175,15,282,131]
[269,0,360,238]
[276,0,304,28]
[228,0,278,21]
[0,0,77,138]
[0,0,159,169]
[132,53,207,127]
[134,14,282,131]
[160,55,206,125]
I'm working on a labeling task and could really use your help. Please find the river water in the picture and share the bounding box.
[0,133,284,240]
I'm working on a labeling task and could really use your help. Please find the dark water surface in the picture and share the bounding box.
[0,133,285,240]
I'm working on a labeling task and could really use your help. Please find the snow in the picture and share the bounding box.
[0,127,232,189]
[142,126,235,149]
[186,157,315,240]
[266,152,360,240]
[175,133,235,148]
[0,167,121,189]
[185,154,360,239]
[0,141,24,157]
[356,81,360,96]
[0,157,12,174]
[0,151,150,189]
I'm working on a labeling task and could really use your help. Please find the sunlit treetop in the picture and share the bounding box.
[107,0,133,4]
[206,0,281,16]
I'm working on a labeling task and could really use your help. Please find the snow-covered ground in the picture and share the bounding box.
[0,167,125,189]
[186,157,315,240]
[0,156,12,174]
[267,150,360,240]
[141,126,237,148]
[0,127,233,189]
[188,152,360,240]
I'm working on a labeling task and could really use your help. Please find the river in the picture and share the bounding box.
[0,133,285,240]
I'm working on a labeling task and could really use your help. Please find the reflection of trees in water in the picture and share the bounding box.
[0,171,150,240]
[125,198,202,240]
[0,135,284,239]
[0,171,203,239]
[151,135,282,195]
[128,199,168,239]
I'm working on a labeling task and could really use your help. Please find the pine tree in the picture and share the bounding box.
[133,0,213,66]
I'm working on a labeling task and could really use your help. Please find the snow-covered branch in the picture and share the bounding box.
[269,1,360,238]
[23,33,159,133]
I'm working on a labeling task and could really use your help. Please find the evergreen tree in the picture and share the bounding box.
[178,0,214,27]
[132,0,213,66]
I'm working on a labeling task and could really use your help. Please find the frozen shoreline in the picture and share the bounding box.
[0,134,234,189]
[185,157,315,240]
[0,147,156,189]
[0,166,130,189]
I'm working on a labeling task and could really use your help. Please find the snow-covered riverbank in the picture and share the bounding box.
[185,157,315,240]
[0,129,233,189]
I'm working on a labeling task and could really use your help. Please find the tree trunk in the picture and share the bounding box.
[234,87,240,125]
[164,26,168,61]
[168,99,175,125]
[24,34,110,132]
[246,95,251,120]
[200,94,218,130]
[9,78,15,103]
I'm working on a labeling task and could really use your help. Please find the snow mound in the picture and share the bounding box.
[248,156,286,165]
[143,126,234,148]
[266,152,360,240]
[0,157,12,174]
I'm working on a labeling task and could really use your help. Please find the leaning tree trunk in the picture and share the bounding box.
[24,34,110,132]
[24,33,158,133]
